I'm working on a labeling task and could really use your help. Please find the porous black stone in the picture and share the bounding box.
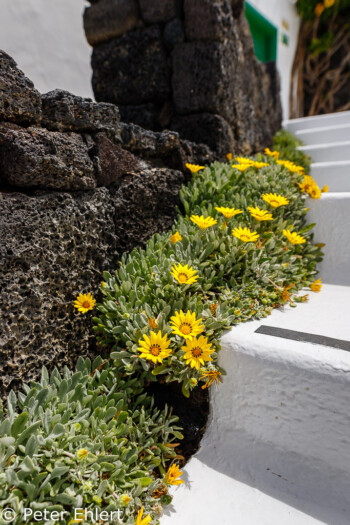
[0,50,41,125]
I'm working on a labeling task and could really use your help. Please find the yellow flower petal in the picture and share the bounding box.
[190,215,217,229]
[185,163,205,174]
[171,263,199,285]
[170,310,204,340]
[170,232,182,244]
[181,336,214,370]
[283,229,306,245]
[232,227,259,242]
[215,206,243,218]
[165,464,184,486]
[137,331,172,364]
[247,206,274,221]
[310,278,322,292]
[73,293,96,313]
[262,193,289,208]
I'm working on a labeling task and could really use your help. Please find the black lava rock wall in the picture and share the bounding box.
[84,0,282,157]
[0,51,214,396]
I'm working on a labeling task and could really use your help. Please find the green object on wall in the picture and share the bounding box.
[245,2,278,62]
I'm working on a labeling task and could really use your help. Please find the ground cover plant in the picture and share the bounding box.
[272,129,311,172]
[0,360,182,525]
[95,147,324,397]
[0,136,324,524]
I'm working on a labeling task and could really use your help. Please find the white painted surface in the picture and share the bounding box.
[296,124,350,145]
[300,142,350,163]
[247,0,300,120]
[310,161,350,192]
[0,0,93,98]
[284,110,350,132]
[162,286,350,525]
[308,193,350,285]
[162,457,338,525]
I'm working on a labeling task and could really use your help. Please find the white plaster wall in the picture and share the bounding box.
[247,0,300,119]
[0,0,93,98]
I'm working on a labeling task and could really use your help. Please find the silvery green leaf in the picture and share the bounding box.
[25,435,38,457]
[7,390,17,415]
[21,457,35,473]
[50,424,65,437]
[0,436,15,447]
[41,367,49,386]
[17,422,42,445]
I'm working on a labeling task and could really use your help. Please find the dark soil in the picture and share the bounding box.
[146,381,209,464]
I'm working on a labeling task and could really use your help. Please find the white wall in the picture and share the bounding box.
[247,0,300,119]
[0,0,93,98]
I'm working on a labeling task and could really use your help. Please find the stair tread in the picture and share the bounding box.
[161,456,338,525]
[296,123,350,135]
[298,140,350,150]
[226,284,350,363]
[311,160,350,167]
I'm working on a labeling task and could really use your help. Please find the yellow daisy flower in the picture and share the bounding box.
[226,153,232,161]
[200,369,223,389]
[181,335,214,370]
[138,331,172,364]
[248,206,274,221]
[170,232,182,244]
[215,206,243,218]
[232,163,251,171]
[251,161,269,168]
[235,156,254,164]
[283,229,306,245]
[77,448,88,461]
[232,227,259,242]
[321,185,328,193]
[170,310,204,340]
[277,159,305,175]
[309,185,322,199]
[299,175,317,193]
[264,148,280,159]
[310,278,322,292]
[120,494,131,506]
[73,293,96,313]
[185,163,205,174]
[165,464,184,486]
[135,507,151,525]
[233,157,269,169]
[262,193,290,208]
[171,263,199,285]
[190,215,217,229]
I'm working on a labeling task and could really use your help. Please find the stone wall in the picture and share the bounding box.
[0,51,215,396]
[84,0,282,157]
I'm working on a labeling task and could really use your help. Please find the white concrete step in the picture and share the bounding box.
[162,285,350,525]
[310,160,350,192]
[284,111,350,133]
[308,192,350,285]
[295,124,350,145]
[299,141,350,163]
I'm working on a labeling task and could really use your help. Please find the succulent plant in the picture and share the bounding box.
[0,359,182,524]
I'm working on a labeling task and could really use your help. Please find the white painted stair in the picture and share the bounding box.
[161,112,350,525]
